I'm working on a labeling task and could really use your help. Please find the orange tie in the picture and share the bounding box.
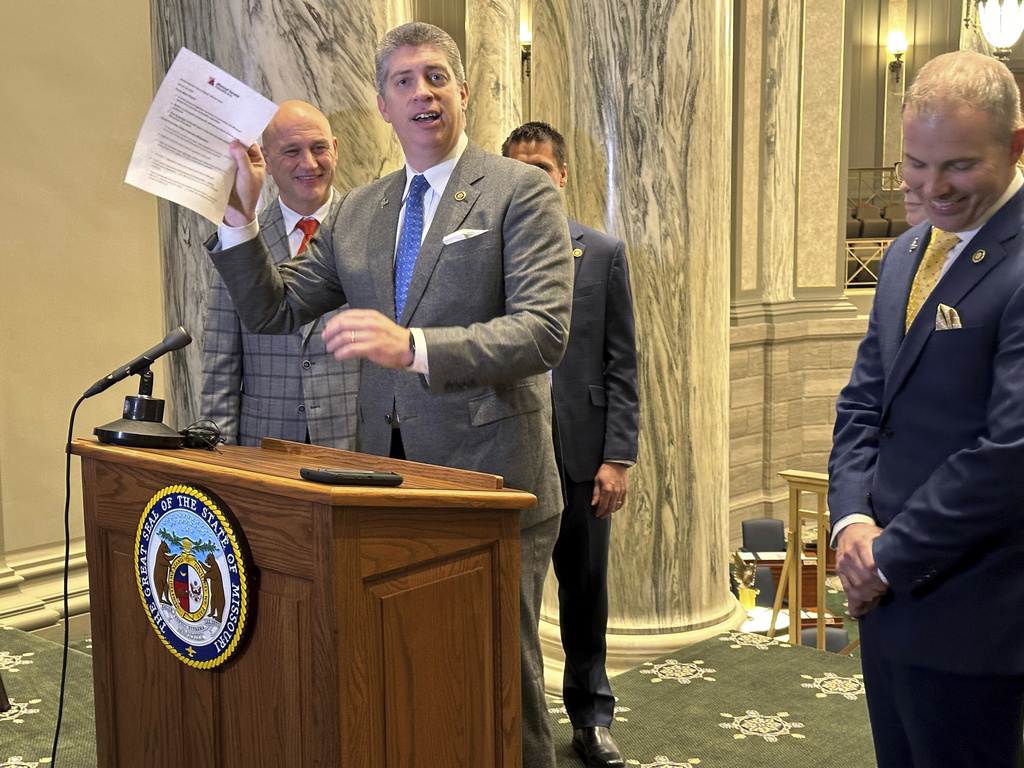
[295,217,319,255]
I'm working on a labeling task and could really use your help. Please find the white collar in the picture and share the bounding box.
[278,187,335,234]
[401,132,469,201]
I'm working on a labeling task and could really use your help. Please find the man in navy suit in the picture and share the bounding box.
[200,100,359,449]
[830,51,1024,767]
[503,122,639,768]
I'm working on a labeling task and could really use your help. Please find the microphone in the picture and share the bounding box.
[84,327,192,398]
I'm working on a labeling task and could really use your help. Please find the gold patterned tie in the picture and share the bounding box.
[905,228,960,331]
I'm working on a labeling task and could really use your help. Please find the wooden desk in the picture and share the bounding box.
[72,437,528,768]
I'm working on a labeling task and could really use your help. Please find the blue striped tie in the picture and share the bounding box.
[395,174,431,320]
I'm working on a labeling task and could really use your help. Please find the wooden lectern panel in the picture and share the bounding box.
[73,439,526,768]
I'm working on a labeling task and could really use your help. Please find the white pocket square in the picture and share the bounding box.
[442,228,488,245]
[935,303,962,331]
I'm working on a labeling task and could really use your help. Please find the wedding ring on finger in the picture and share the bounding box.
[350,331,356,344]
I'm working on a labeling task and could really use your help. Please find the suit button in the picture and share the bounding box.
[384,413,393,424]
[302,360,311,369]
[298,405,306,413]
[881,427,893,439]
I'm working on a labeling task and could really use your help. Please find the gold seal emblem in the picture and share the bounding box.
[454,190,466,201]
[573,248,583,258]
[972,249,986,263]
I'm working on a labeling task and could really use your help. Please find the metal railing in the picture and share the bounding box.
[845,166,902,290]
[845,238,892,289]
[847,166,902,212]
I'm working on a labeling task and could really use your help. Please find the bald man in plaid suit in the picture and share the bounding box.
[201,101,359,448]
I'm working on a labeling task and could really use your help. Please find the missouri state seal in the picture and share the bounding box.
[135,484,252,668]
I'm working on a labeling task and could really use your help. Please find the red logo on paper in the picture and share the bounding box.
[208,77,216,86]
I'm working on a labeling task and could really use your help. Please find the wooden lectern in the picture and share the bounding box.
[71,437,530,767]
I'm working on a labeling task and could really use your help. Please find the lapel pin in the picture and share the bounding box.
[972,249,986,263]
[380,197,388,209]
[572,248,583,258]
[454,190,466,201]
[909,237,919,251]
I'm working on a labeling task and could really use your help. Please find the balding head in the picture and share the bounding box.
[261,100,338,215]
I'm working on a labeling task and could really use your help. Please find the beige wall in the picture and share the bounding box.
[0,1,164,584]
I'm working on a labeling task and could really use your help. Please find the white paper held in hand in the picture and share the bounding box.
[124,47,278,224]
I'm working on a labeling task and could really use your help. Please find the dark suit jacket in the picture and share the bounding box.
[208,142,574,529]
[200,197,359,449]
[553,220,638,482]
[829,185,1024,674]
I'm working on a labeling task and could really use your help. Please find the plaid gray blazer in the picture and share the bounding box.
[199,197,359,449]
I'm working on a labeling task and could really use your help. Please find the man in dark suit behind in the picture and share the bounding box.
[207,23,573,766]
[200,101,359,449]
[830,51,1024,767]
[503,122,639,768]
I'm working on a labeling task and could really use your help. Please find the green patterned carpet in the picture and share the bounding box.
[549,630,871,767]
[1,623,871,768]
[0,626,95,768]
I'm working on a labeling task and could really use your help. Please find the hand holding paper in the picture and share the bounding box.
[224,140,266,227]
[125,47,278,224]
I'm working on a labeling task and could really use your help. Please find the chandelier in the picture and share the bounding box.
[972,0,1024,61]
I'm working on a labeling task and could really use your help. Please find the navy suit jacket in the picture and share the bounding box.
[829,185,1024,674]
[553,220,638,482]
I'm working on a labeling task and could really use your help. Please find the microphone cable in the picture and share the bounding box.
[51,393,86,766]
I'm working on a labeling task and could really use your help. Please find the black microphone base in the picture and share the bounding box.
[95,418,184,449]
[94,394,183,449]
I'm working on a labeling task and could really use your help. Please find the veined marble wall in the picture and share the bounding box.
[153,0,410,424]
[532,0,741,671]
[465,0,521,152]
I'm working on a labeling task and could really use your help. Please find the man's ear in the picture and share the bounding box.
[1011,126,1024,162]
[377,93,391,124]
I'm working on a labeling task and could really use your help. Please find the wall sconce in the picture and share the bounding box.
[520,21,532,79]
[975,0,1024,62]
[887,30,908,85]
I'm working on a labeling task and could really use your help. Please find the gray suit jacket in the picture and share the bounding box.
[200,197,360,449]
[553,220,639,483]
[208,142,574,528]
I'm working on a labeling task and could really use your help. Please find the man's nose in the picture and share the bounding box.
[413,75,434,99]
[922,170,952,198]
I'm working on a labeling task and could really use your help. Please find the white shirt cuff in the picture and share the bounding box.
[830,513,877,549]
[408,328,428,375]
[216,218,260,250]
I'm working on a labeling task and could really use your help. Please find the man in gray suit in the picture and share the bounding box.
[200,100,359,449]
[504,122,639,768]
[209,23,573,767]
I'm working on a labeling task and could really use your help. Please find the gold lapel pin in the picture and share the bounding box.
[972,249,986,263]
[380,197,388,208]
[572,248,583,258]
[909,237,919,251]
[454,190,466,201]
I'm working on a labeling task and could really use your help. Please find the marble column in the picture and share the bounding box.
[532,0,742,681]
[151,0,408,423]
[465,0,522,152]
